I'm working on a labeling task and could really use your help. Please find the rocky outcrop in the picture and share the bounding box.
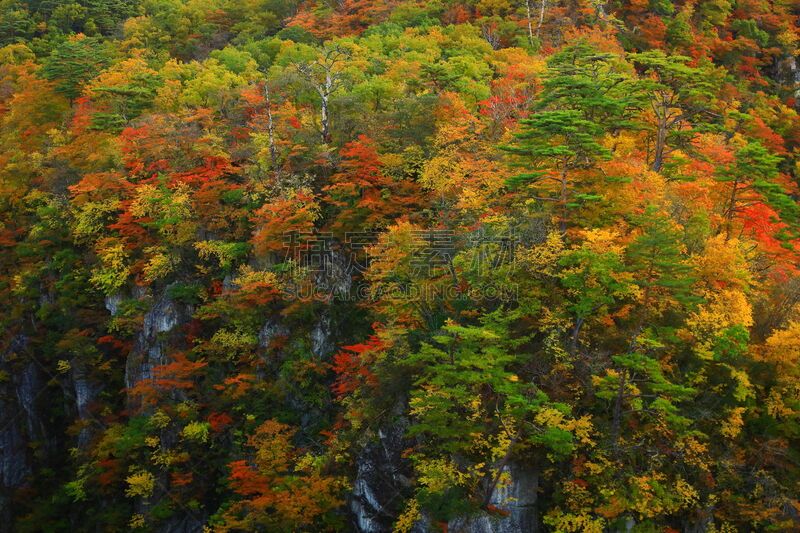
[350,424,412,533]
[104,293,123,317]
[70,361,98,449]
[314,249,353,300]
[156,508,206,533]
[447,464,539,533]
[115,288,205,531]
[15,360,47,447]
[125,290,186,399]
[311,312,335,357]
[258,318,289,349]
[0,418,27,532]
[0,336,46,530]
[350,448,540,533]
[771,54,800,106]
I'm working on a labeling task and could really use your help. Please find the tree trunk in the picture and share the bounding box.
[652,116,667,172]
[525,0,535,45]
[570,317,584,354]
[724,177,739,241]
[321,73,333,143]
[559,167,568,234]
[652,99,669,172]
[320,95,330,144]
[536,0,547,38]
[264,84,278,174]
[611,370,626,450]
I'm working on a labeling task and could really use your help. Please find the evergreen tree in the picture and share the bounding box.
[630,50,722,171]
[42,35,111,99]
[502,110,610,231]
[626,205,700,313]
[538,40,644,133]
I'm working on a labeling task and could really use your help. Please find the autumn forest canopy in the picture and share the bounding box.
[1,0,800,531]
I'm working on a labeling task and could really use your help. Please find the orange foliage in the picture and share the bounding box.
[323,134,420,234]
[740,203,800,274]
[220,420,344,531]
[208,411,234,432]
[332,334,383,398]
[129,352,207,405]
[214,373,257,399]
[289,0,393,38]
[251,192,319,254]
[171,471,194,487]
[639,15,667,48]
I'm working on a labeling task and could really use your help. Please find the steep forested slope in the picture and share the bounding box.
[0,0,799,531]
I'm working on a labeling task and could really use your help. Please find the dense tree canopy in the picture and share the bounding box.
[0,0,799,531]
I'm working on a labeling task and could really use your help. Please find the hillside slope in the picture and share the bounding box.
[0,0,799,531]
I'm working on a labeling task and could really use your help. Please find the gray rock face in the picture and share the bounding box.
[314,249,353,299]
[0,415,28,490]
[125,291,181,392]
[311,312,335,358]
[156,510,206,533]
[350,425,411,533]
[447,464,539,533]
[15,361,46,442]
[0,337,43,527]
[0,418,28,532]
[258,318,289,349]
[104,293,123,316]
[124,289,192,413]
[71,361,98,449]
[772,55,800,104]
[350,451,539,533]
[0,354,32,490]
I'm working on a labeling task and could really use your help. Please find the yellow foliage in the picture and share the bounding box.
[693,235,751,290]
[675,478,700,507]
[490,47,546,79]
[415,458,468,493]
[544,508,605,533]
[707,523,739,533]
[602,131,639,156]
[72,201,119,243]
[90,239,130,294]
[420,154,462,192]
[583,455,611,475]
[467,396,482,421]
[518,231,565,277]
[760,321,800,369]
[676,435,710,471]
[181,421,210,443]
[765,386,799,418]
[535,406,566,427]
[87,56,159,96]
[720,407,746,438]
[130,182,194,243]
[235,265,280,288]
[150,448,186,467]
[129,514,146,529]
[727,366,754,402]
[125,470,155,498]
[686,288,753,358]
[129,184,159,217]
[148,410,171,429]
[629,472,677,517]
[209,328,258,358]
[394,498,421,533]
[563,416,595,447]
[581,228,626,256]
[409,384,441,418]
[142,246,177,282]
